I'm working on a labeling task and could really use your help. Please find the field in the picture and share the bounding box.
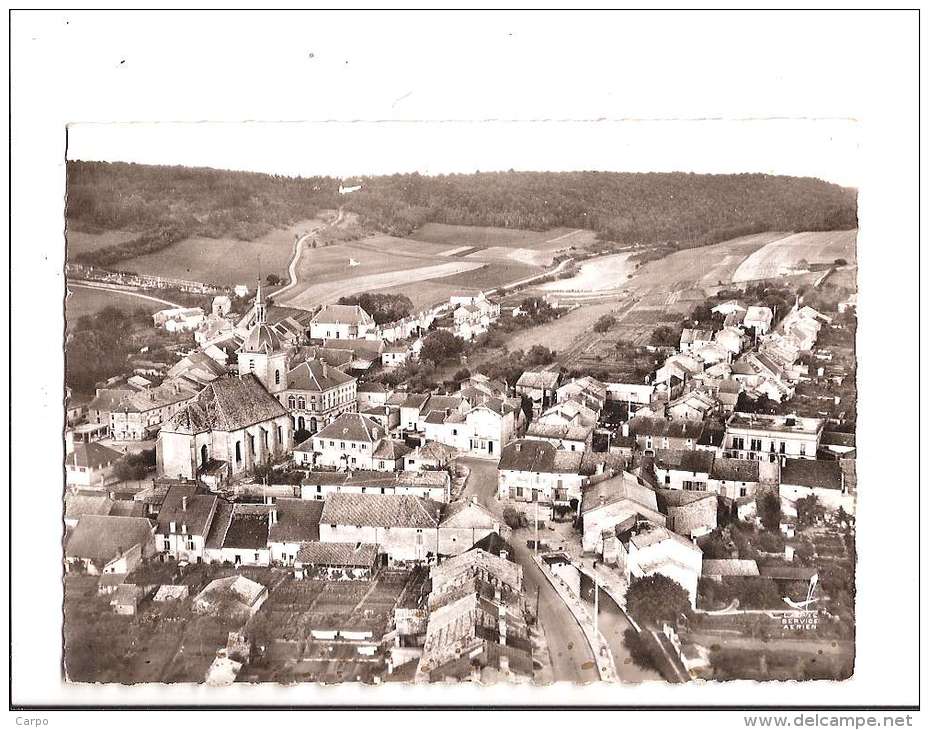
[732,230,858,283]
[65,285,167,325]
[100,218,323,287]
[66,229,138,258]
[539,252,636,293]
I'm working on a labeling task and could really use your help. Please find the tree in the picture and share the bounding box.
[419,330,465,365]
[593,314,616,333]
[758,492,782,532]
[622,628,657,671]
[114,449,156,482]
[265,274,282,286]
[502,506,521,530]
[625,574,692,628]
[796,494,824,526]
[525,345,555,367]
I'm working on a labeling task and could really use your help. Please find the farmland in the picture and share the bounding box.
[732,230,858,283]
[539,252,636,294]
[409,223,596,251]
[66,229,138,258]
[92,218,323,287]
[65,284,167,326]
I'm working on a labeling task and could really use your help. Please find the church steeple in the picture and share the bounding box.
[255,277,267,325]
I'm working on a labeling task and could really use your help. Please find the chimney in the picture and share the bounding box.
[499,549,508,562]
[265,495,274,506]
[181,496,188,511]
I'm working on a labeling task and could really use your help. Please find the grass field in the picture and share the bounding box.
[65,285,164,325]
[66,229,138,258]
[732,230,858,283]
[409,222,591,250]
[539,252,636,293]
[112,218,323,286]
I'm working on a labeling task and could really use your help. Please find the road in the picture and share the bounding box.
[67,280,183,308]
[458,457,600,684]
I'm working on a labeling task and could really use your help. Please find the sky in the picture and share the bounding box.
[66,118,860,187]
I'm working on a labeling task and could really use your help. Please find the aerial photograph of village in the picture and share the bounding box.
[61,159,858,687]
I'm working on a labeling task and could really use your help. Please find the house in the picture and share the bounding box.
[458,398,520,459]
[268,498,323,565]
[357,381,392,410]
[64,494,115,528]
[382,344,412,368]
[653,354,703,388]
[724,412,824,462]
[525,421,593,452]
[702,559,760,581]
[715,379,741,414]
[538,399,599,429]
[629,416,705,453]
[515,370,561,416]
[497,439,585,507]
[154,484,220,562]
[311,412,388,470]
[714,326,745,357]
[605,382,655,406]
[819,431,856,458]
[319,493,443,564]
[403,440,457,472]
[692,341,731,367]
[399,393,431,432]
[707,457,760,500]
[65,442,122,488]
[212,295,232,316]
[666,389,717,422]
[614,522,703,607]
[430,548,522,595]
[204,503,272,566]
[166,350,228,388]
[580,471,664,554]
[300,470,452,503]
[439,498,506,556]
[711,300,746,317]
[109,380,199,441]
[652,449,715,491]
[743,306,774,335]
[284,359,357,436]
[309,304,376,340]
[321,338,384,371]
[156,374,293,481]
[371,439,413,472]
[293,542,379,581]
[154,307,206,332]
[779,458,854,515]
[86,388,133,430]
[657,490,717,538]
[64,515,155,575]
[723,310,746,328]
[111,584,147,616]
[556,376,607,415]
[153,584,190,602]
[680,328,714,354]
[193,576,268,620]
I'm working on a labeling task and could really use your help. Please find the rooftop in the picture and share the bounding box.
[162,375,288,435]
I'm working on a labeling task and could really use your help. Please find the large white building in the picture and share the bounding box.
[723,412,824,462]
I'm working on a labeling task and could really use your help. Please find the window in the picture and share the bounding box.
[275,370,281,385]
[297,397,306,410]
[732,437,744,450]
[664,475,671,485]
[800,443,807,456]
[235,442,242,463]
[288,396,296,409]
[779,441,786,454]
[750,438,762,452]
[249,359,255,372]
[740,486,748,497]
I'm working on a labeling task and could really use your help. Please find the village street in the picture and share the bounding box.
[458,457,600,684]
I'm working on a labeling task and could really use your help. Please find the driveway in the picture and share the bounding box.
[457,457,599,684]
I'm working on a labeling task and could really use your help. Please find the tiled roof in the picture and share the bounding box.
[87,388,133,412]
[66,515,153,562]
[681,328,713,344]
[516,370,560,390]
[710,457,759,482]
[629,524,700,553]
[320,493,442,529]
[322,338,383,361]
[66,442,122,470]
[113,380,198,413]
[222,506,271,550]
[287,359,355,392]
[315,412,384,444]
[311,304,375,326]
[162,375,288,434]
[430,548,522,594]
[440,499,499,529]
[155,485,218,537]
[372,439,412,460]
[581,471,659,514]
[498,439,582,475]
[64,494,114,520]
[821,431,856,448]
[400,393,430,410]
[526,421,593,442]
[654,448,715,474]
[780,458,843,490]
[629,416,705,441]
[269,498,323,543]
[703,559,760,577]
[295,541,378,568]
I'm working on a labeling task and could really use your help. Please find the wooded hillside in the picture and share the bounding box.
[66,161,858,267]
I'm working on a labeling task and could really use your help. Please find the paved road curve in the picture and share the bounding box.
[458,457,600,684]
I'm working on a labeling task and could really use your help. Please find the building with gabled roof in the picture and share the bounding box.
[744,305,774,335]
[268,498,323,565]
[497,439,586,507]
[310,304,376,340]
[311,412,389,470]
[284,358,357,436]
[154,484,220,562]
[438,498,506,556]
[300,469,452,503]
[65,441,122,488]
[156,374,293,481]
[724,412,824,462]
[657,489,718,539]
[64,514,155,575]
[515,369,562,416]
[580,471,664,554]
[294,542,379,580]
[779,457,854,516]
[319,493,444,563]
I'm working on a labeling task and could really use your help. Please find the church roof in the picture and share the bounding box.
[287,359,355,392]
[161,374,288,434]
[240,323,284,354]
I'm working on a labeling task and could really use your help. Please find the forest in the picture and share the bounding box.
[66,161,858,267]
